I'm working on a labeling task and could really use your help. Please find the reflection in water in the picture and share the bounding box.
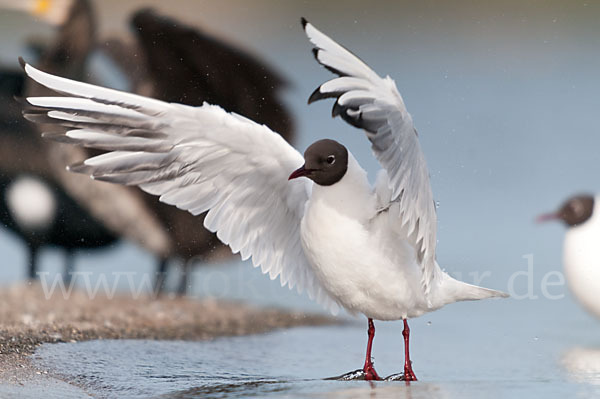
[324,382,447,399]
[160,380,447,399]
[562,347,600,385]
[158,379,290,399]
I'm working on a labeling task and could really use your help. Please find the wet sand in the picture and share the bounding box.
[0,282,336,393]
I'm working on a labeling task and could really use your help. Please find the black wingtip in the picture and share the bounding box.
[310,48,348,78]
[301,17,308,29]
[332,101,344,118]
[308,86,323,104]
[311,47,319,61]
[308,86,341,105]
[18,57,26,70]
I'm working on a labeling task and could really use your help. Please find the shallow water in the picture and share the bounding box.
[33,297,600,398]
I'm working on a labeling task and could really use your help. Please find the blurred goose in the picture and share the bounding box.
[0,66,117,281]
[21,18,507,380]
[15,0,295,292]
[538,194,600,319]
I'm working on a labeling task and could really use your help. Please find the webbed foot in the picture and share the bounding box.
[326,367,382,381]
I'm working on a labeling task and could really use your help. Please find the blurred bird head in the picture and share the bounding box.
[537,194,595,227]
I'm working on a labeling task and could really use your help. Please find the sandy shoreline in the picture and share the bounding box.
[0,283,337,393]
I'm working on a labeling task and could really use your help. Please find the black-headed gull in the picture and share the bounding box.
[20,18,508,381]
[538,194,600,319]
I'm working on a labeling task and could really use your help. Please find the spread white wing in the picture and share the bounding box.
[21,60,339,313]
[303,19,439,304]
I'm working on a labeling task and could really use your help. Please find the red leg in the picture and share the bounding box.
[402,319,418,381]
[363,318,381,380]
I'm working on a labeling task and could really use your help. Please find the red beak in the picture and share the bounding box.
[536,212,559,223]
[288,165,312,180]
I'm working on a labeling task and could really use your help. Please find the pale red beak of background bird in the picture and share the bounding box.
[536,212,559,223]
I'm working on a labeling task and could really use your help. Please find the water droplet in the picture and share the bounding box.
[427,321,432,326]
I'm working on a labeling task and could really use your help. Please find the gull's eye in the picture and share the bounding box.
[326,155,336,165]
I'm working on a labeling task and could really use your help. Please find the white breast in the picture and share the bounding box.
[564,204,600,319]
[299,154,429,320]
